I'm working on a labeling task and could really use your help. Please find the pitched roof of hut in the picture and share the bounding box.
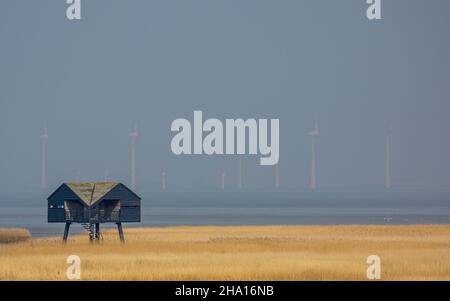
[66,182,119,206]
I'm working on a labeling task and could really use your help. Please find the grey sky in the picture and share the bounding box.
[0,0,449,194]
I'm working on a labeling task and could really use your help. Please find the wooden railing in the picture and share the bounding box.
[99,209,120,222]
[64,209,88,222]
[64,209,120,222]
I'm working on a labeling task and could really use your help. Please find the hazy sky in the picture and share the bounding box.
[0,0,449,194]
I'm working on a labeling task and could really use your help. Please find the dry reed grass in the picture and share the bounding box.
[0,225,449,280]
[0,228,31,244]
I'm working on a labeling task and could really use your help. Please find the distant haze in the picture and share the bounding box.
[0,0,449,195]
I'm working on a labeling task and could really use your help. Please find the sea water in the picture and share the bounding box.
[1,191,450,238]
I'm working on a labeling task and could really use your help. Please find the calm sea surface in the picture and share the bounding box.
[1,191,450,238]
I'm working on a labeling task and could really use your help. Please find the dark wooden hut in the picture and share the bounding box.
[47,182,141,243]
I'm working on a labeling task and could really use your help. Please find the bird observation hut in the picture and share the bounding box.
[47,182,141,243]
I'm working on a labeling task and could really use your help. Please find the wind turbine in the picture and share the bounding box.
[129,124,139,190]
[40,125,48,189]
[275,164,280,188]
[309,121,319,190]
[221,171,226,191]
[161,170,166,191]
[385,125,392,189]
[238,156,243,189]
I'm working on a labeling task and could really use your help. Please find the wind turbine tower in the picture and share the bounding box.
[238,156,243,189]
[221,171,226,191]
[385,125,392,189]
[129,124,139,190]
[40,126,48,190]
[309,122,319,190]
[162,171,167,190]
[275,164,280,188]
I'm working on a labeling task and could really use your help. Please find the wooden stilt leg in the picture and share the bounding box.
[63,222,71,243]
[95,223,100,241]
[117,222,125,243]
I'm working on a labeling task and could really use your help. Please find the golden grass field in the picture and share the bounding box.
[1,225,450,280]
[0,228,31,244]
